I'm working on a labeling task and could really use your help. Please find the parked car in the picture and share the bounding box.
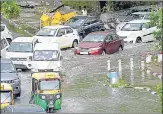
[74,31,124,55]
[1,58,21,98]
[1,36,10,58]
[116,12,151,32]
[65,15,105,38]
[117,20,157,43]
[3,104,46,113]
[1,23,13,44]
[31,42,62,73]
[34,25,80,49]
[5,37,38,70]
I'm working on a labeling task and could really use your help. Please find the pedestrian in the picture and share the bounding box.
[82,6,87,16]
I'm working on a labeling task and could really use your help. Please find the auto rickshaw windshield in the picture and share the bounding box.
[1,91,12,103]
[39,79,60,90]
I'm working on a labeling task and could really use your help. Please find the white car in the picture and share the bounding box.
[117,20,157,43]
[116,12,151,32]
[31,42,62,73]
[5,37,38,70]
[1,23,13,44]
[1,36,10,58]
[34,25,80,49]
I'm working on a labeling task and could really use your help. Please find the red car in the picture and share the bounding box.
[74,31,124,55]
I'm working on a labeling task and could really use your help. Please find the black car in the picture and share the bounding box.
[3,104,46,113]
[65,15,105,39]
[1,58,21,98]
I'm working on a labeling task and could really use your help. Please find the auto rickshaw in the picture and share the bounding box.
[0,83,14,111]
[29,72,62,113]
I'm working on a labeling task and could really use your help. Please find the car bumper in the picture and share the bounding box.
[12,61,32,69]
[74,49,102,55]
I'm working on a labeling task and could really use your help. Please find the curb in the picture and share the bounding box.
[146,69,162,80]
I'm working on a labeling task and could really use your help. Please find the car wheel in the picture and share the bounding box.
[101,50,106,55]
[136,37,142,43]
[72,40,78,48]
[6,38,12,44]
[119,45,123,51]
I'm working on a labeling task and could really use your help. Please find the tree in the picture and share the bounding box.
[1,0,20,19]
[148,8,162,51]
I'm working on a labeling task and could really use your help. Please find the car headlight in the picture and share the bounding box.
[89,47,101,51]
[14,78,20,83]
[56,94,60,99]
[31,68,38,72]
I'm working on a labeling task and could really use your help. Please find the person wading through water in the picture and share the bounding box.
[82,6,87,16]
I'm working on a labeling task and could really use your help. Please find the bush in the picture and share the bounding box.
[155,83,162,104]
[148,7,162,51]
[1,0,20,19]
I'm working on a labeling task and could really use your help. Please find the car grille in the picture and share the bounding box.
[1,80,14,84]
[80,48,89,52]
[10,58,27,61]
[38,69,54,72]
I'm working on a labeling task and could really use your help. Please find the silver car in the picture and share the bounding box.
[1,58,21,98]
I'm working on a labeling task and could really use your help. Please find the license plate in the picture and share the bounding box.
[80,52,88,55]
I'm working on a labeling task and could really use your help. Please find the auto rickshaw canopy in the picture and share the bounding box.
[32,72,61,80]
[1,83,13,91]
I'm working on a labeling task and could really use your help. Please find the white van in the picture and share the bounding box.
[31,42,62,73]
[1,36,10,58]
[5,37,38,70]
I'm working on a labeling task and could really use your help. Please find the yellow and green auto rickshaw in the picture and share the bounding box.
[1,83,14,111]
[29,72,62,113]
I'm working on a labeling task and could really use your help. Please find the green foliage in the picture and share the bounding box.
[1,0,20,19]
[148,8,162,51]
[154,83,162,104]
[151,55,158,63]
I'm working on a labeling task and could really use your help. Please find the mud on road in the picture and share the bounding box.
[15,42,161,113]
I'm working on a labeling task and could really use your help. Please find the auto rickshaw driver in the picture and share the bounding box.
[0,83,14,111]
[29,72,62,113]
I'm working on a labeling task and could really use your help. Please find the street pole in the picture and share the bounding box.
[130,58,134,85]
[141,60,145,82]
[118,59,122,78]
[107,60,110,71]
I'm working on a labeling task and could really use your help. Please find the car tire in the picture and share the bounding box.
[136,37,142,43]
[15,91,21,98]
[119,45,123,51]
[6,38,12,44]
[72,40,78,48]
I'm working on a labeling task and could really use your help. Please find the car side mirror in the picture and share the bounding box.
[17,69,22,72]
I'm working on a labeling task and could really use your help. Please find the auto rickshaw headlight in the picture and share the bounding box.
[56,94,60,99]
[40,95,45,99]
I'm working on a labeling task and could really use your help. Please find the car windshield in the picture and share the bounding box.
[1,25,5,32]
[121,23,142,31]
[39,79,60,90]
[1,63,16,73]
[124,14,148,22]
[68,19,85,27]
[1,91,12,103]
[33,50,59,61]
[8,42,33,52]
[82,34,106,42]
[36,28,57,36]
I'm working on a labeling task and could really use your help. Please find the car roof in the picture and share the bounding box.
[127,19,150,23]
[34,42,59,51]
[12,37,36,43]
[7,104,46,112]
[132,12,151,15]
[1,58,12,64]
[44,25,71,29]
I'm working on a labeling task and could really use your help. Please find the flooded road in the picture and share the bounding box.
[14,43,161,113]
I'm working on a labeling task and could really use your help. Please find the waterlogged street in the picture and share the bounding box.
[13,41,161,113]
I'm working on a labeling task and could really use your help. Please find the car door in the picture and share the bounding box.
[55,28,67,48]
[104,35,114,54]
[112,34,121,51]
[1,38,9,58]
[142,23,154,42]
[65,27,75,47]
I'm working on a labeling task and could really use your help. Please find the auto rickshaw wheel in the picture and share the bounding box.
[48,108,54,113]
